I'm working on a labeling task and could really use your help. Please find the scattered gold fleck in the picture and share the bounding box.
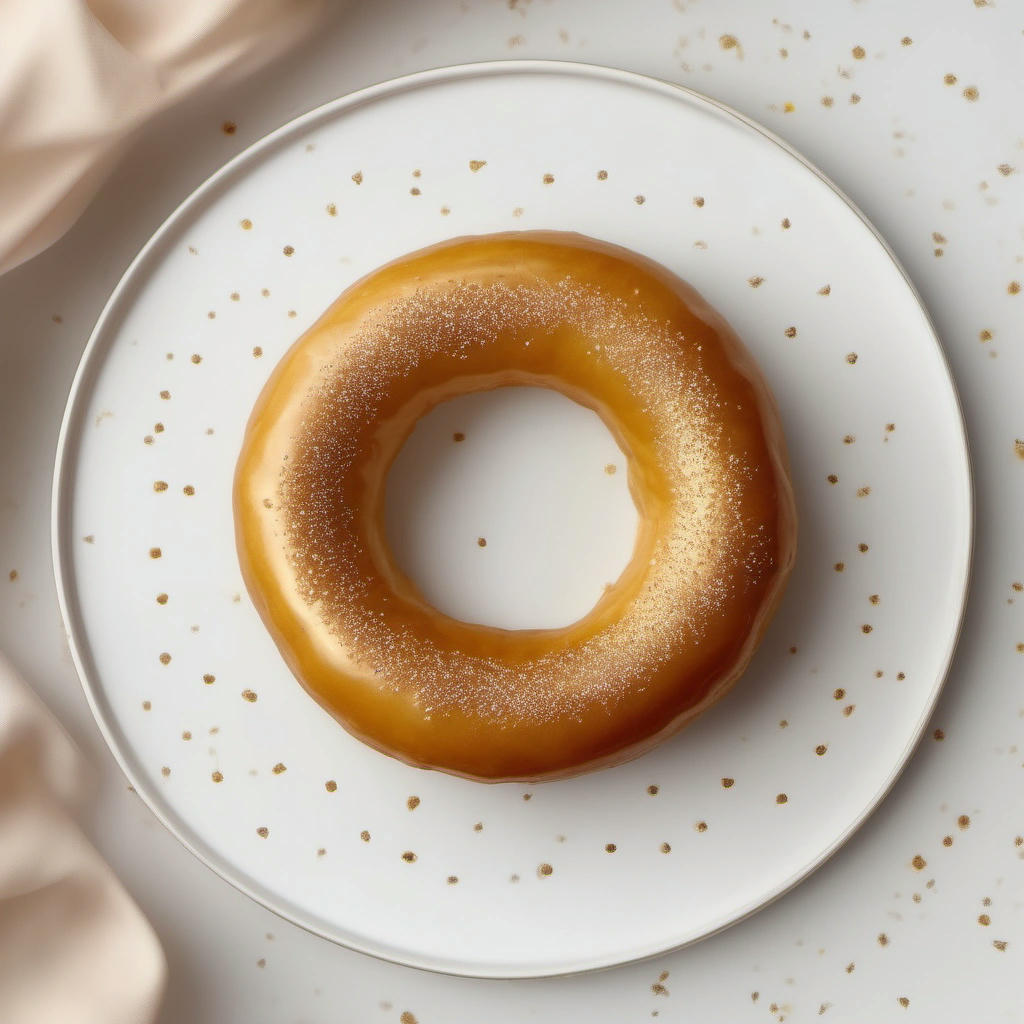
[230,292,240,302]
[862,624,873,634]
[944,73,957,85]
[407,795,421,811]
[993,940,1008,951]
[542,173,555,184]
[1013,582,1023,592]
[843,705,856,716]
[897,672,906,680]
[979,914,991,926]
[828,474,839,484]
[901,35,912,46]
[719,33,740,51]
[159,390,170,400]
[511,207,523,217]
[183,485,195,496]
[784,102,795,113]
[447,875,459,885]
[693,196,705,207]
[785,326,797,338]
[819,284,832,295]
[898,997,910,1008]
[222,121,236,135]
[351,171,363,185]
[537,862,553,876]
[153,481,168,493]
[870,595,880,605]
[660,842,671,853]
[360,830,370,842]
[857,486,871,497]
[142,700,151,711]
[605,463,617,475]
[522,792,531,801]
[963,86,979,102]
[159,652,171,665]
[781,217,791,229]
[834,562,845,572]
[212,770,223,783]
[410,187,421,196]
[722,777,735,788]
[878,933,889,947]
[256,827,269,838]
[241,689,257,702]
[753,991,761,1002]
[203,673,215,684]
[252,346,263,359]
[850,93,862,104]
[933,728,945,741]
[83,535,95,544]
[317,847,326,857]
[401,851,417,863]
[776,793,788,804]
[634,194,646,205]
[473,822,483,832]
[476,537,487,548]
[154,423,164,434]
[846,962,855,973]
[240,218,253,231]
[282,246,294,258]
[156,593,168,605]
[834,688,846,700]
[469,160,487,172]
[821,95,835,108]
[748,275,764,288]
[912,854,926,870]
[958,814,971,830]
[846,352,859,364]
[161,766,170,777]
[997,163,1014,177]
[190,353,203,366]
[400,1013,418,1024]
[859,543,870,553]
[181,731,191,741]
[440,206,451,216]
[852,45,866,59]
[647,784,659,795]
[779,719,789,728]
[605,843,618,853]
[695,821,708,833]
[272,763,286,775]
[816,744,827,756]
[597,169,608,180]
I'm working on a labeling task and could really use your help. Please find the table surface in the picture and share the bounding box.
[2,1,1022,1021]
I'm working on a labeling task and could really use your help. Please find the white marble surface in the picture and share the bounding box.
[1,0,1022,1020]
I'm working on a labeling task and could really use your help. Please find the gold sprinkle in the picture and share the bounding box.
[660,842,671,854]
[846,963,855,974]
[156,593,168,605]
[819,284,832,295]
[605,843,617,853]
[693,196,705,207]
[452,432,465,443]
[843,704,856,717]
[852,45,866,59]
[835,688,846,700]
[605,463,617,475]
[360,830,370,841]
[748,275,764,288]
[161,766,170,777]
[779,719,789,728]
[878,933,889,947]
[477,537,487,548]
[1009,281,1021,295]
[440,206,451,216]
[182,731,191,740]
[785,326,797,338]
[821,95,835,108]
[901,35,912,46]
[191,354,202,364]
[241,689,257,702]
[963,86,980,102]
[282,245,294,257]
[153,481,168,492]
[159,652,171,665]
[154,423,164,433]
[142,700,151,711]
[722,777,735,788]
[857,486,871,497]
[862,624,873,634]
[695,821,708,833]
[410,187,421,196]
[647,784,659,795]
[287,310,297,318]
[897,672,906,680]
[849,93,861,104]
[203,673,215,684]
[159,390,170,400]
[183,485,195,496]
[719,33,740,51]
[407,795,421,811]
[859,542,870,552]
[912,854,926,870]
[815,744,827,756]
[207,311,216,320]
[351,171,363,185]
[958,814,971,830]
[473,822,483,832]
[993,940,1008,952]
[447,875,458,885]
[846,352,859,364]
[944,72,958,85]
[537,862,553,876]
[844,434,855,444]
[511,207,523,217]
[402,851,417,863]
[83,535,95,544]
[776,793,788,804]
[869,595,880,605]
[597,169,608,180]
[212,770,223,783]
[997,163,1014,177]
[323,780,337,793]
[542,173,555,184]
[634,194,646,205]
[898,997,910,1008]
[222,121,236,135]
[834,562,845,572]
[326,203,337,216]
[828,474,839,484]
[256,827,269,838]
[933,728,945,741]
[317,847,326,857]
[469,160,487,172]
[240,218,253,231]
[400,1014,418,1024]
[781,217,791,229]
[253,346,263,358]
[979,914,991,926]
[272,763,286,775]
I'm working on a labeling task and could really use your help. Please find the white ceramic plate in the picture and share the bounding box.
[53,62,971,978]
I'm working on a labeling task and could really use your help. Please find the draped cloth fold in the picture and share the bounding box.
[0,653,165,1024]
[0,0,323,275]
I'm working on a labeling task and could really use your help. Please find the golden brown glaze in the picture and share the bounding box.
[234,232,796,782]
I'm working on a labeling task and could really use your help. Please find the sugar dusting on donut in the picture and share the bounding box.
[276,273,774,724]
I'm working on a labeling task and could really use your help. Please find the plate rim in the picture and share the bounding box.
[50,58,975,979]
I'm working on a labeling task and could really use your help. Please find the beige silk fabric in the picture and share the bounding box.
[0,0,323,275]
[0,653,165,1023]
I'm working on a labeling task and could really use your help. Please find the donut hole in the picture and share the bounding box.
[384,385,640,630]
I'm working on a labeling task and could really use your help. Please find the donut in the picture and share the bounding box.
[234,232,796,782]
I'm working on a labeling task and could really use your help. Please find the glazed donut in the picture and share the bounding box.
[234,232,796,782]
